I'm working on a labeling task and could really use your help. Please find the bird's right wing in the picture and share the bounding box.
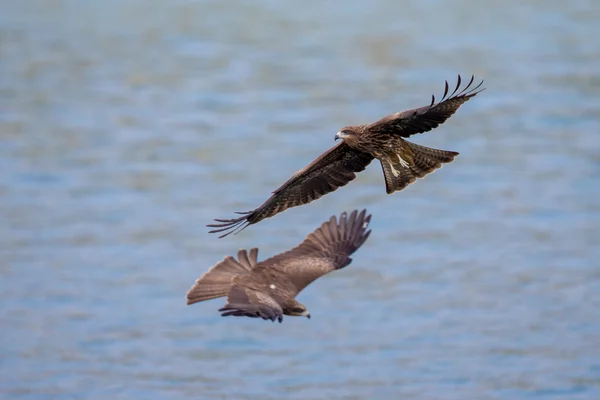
[367,74,484,138]
[219,285,284,323]
[264,209,372,295]
[208,142,374,238]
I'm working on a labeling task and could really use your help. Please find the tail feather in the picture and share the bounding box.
[186,249,259,305]
[380,140,458,194]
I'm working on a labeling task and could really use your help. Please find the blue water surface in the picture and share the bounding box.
[1,1,599,399]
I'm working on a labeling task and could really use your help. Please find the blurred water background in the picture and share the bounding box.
[1,1,599,399]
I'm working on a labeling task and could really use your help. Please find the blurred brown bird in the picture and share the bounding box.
[209,75,483,238]
[188,210,371,323]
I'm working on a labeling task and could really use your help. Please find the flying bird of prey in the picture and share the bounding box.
[187,210,371,323]
[209,74,484,238]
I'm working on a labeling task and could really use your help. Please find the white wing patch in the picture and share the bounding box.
[388,161,401,177]
[396,153,410,168]
[388,152,410,177]
[269,284,276,289]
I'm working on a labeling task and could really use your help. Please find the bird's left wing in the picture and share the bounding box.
[367,74,484,138]
[263,209,372,296]
[208,142,374,238]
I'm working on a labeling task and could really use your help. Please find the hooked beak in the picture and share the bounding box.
[335,131,342,141]
[306,312,311,319]
[301,310,311,319]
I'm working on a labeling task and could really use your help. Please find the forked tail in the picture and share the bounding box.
[380,140,458,194]
[186,249,258,305]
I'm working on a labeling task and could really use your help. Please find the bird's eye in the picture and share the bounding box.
[293,307,305,313]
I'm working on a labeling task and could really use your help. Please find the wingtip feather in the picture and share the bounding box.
[427,73,485,110]
[207,215,251,238]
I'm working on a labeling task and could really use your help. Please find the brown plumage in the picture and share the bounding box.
[187,210,371,323]
[209,74,484,238]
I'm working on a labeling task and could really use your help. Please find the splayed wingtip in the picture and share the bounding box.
[207,214,251,238]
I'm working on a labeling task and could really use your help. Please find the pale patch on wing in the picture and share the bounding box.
[388,152,410,177]
[269,284,276,289]
[396,153,410,168]
[389,161,401,177]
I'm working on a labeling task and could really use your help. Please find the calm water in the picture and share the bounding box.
[1,1,599,399]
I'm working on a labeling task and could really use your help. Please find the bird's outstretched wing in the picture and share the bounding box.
[262,209,372,295]
[208,143,374,238]
[367,74,485,138]
[219,285,284,323]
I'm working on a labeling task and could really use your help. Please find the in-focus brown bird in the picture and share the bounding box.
[209,75,483,238]
[188,210,371,323]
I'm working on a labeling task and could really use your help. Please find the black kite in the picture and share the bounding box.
[187,210,371,323]
[209,75,483,237]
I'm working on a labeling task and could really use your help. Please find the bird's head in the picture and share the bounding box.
[335,126,358,142]
[286,302,311,319]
